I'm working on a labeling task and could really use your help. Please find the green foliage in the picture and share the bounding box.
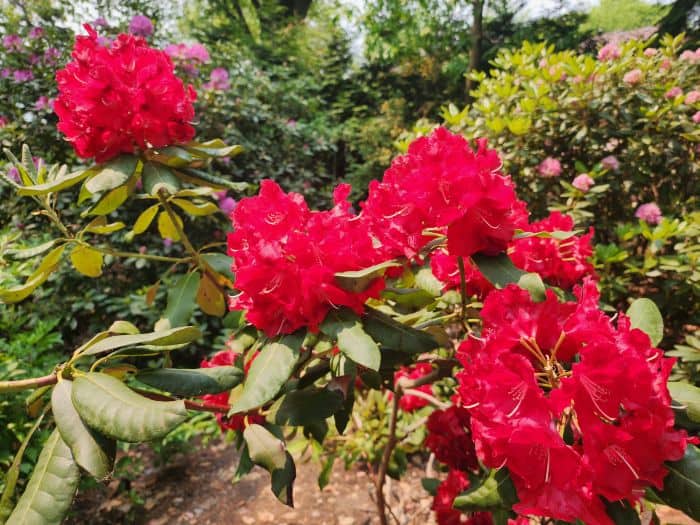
[583,0,670,33]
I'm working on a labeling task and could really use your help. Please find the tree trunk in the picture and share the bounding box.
[466,0,485,99]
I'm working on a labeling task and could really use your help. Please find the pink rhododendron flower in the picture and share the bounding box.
[128,15,153,37]
[601,155,619,171]
[185,43,209,62]
[660,59,672,70]
[572,173,594,192]
[623,69,642,85]
[7,167,20,183]
[204,67,231,91]
[643,48,657,57]
[665,86,683,99]
[693,111,700,123]
[0,115,8,128]
[635,202,662,225]
[34,96,53,111]
[597,43,620,61]
[13,70,33,82]
[685,91,700,105]
[680,49,700,62]
[537,157,562,178]
[43,47,60,63]
[218,197,236,216]
[54,25,196,162]
[2,34,22,51]
[28,27,44,39]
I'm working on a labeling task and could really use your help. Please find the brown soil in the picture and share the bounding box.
[65,438,699,525]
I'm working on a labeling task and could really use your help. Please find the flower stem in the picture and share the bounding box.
[0,374,57,393]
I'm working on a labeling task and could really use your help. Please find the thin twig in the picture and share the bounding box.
[0,374,57,393]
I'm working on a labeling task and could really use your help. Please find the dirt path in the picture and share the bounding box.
[68,438,436,525]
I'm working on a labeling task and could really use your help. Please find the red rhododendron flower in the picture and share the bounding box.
[54,25,196,162]
[426,404,479,472]
[200,349,263,433]
[361,127,528,260]
[228,181,385,336]
[430,249,494,299]
[432,470,494,525]
[392,363,434,412]
[456,279,690,524]
[510,212,596,289]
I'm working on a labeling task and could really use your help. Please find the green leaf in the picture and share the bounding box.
[183,139,244,158]
[51,380,116,479]
[605,500,641,525]
[171,198,219,216]
[174,167,250,192]
[16,167,93,196]
[233,444,254,483]
[71,373,188,442]
[626,298,664,346]
[0,245,65,304]
[157,210,183,241]
[229,332,304,414]
[318,455,335,490]
[243,424,295,506]
[85,156,138,193]
[668,382,700,423]
[321,309,380,371]
[80,326,201,356]
[517,273,546,302]
[4,240,58,260]
[421,478,440,496]
[135,367,244,397]
[132,204,159,235]
[162,272,201,327]
[149,147,196,168]
[273,387,344,426]
[453,470,502,511]
[196,273,226,317]
[334,261,401,293]
[108,320,140,335]
[84,185,130,216]
[362,307,438,354]
[70,245,104,278]
[201,253,235,281]
[142,162,181,196]
[650,446,700,521]
[414,267,443,297]
[84,218,126,235]
[5,430,79,525]
[472,253,528,289]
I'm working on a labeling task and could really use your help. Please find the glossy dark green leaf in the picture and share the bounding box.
[142,162,181,196]
[6,430,79,525]
[243,423,295,505]
[321,309,380,371]
[453,469,516,512]
[421,478,440,496]
[200,253,235,281]
[517,273,546,302]
[605,500,641,525]
[318,455,335,490]
[626,298,664,346]
[71,373,188,442]
[363,307,438,354]
[273,388,344,427]
[136,367,244,397]
[80,326,201,356]
[162,272,201,328]
[229,332,304,414]
[668,382,700,423]
[650,445,700,521]
[85,156,138,193]
[472,253,528,289]
[51,380,116,479]
[270,452,296,507]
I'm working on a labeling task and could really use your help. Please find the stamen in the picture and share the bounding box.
[580,375,617,421]
[506,381,528,417]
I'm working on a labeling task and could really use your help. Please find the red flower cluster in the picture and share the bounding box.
[456,280,689,524]
[432,470,493,525]
[200,348,263,433]
[510,212,595,289]
[228,181,385,336]
[425,405,479,472]
[54,25,196,162]
[361,127,528,260]
[431,211,595,296]
[392,363,434,412]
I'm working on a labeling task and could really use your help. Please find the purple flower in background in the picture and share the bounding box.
[204,67,230,91]
[34,96,53,111]
[13,70,34,83]
[185,43,210,62]
[635,202,663,225]
[3,34,22,51]
[128,15,153,37]
[572,174,594,192]
[164,43,186,59]
[601,155,620,171]
[43,47,60,64]
[0,115,8,128]
[537,157,562,178]
[7,167,20,183]
[0,68,11,79]
[219,197,236,215]
[93,17,109,28]
[163,238,173,248]
[97,36,112,47]
[28,27,44,39]
[28,54,41,65]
